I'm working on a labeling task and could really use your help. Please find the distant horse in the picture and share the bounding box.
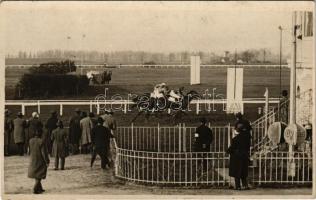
[87,70,112,85]
[131,90,200,124]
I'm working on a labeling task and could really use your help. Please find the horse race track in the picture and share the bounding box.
[5,66,290,126]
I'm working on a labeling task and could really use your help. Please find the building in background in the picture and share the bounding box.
[294,11,314,125]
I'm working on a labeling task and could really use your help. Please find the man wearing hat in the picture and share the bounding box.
[227,118,252,190]
[13,112,29,156]
[26,112,43,155]
[69,108,82,155]
[194,117,213,152]
[90,117,114,169]
[45,110,59,156]
[4,109,13,156]
[234,112,252,136]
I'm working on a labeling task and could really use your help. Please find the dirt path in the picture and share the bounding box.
[3,155,312,197]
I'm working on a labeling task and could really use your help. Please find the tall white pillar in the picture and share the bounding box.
[190,56,200,85]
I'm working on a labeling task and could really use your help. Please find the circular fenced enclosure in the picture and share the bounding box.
[114,124,313,187]
[114,124,234,187]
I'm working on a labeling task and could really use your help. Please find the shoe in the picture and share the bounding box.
[60,168,65,170]
[243,186,251,190]
[39,189,45,192]
[235,187,242,190]
[54,168,58,170]
[33,190,42,194]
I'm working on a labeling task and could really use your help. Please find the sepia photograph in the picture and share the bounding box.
[1,1,315,199]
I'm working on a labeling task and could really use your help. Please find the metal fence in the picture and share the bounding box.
[115,149,231,186]
[252,152,313,185]
[115,124,232,153]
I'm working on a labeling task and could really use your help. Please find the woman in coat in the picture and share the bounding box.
[227,122,251,190]
[51,120,68,170]
[28,130,50,194]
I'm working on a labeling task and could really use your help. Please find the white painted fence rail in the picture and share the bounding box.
[5,98,280,115]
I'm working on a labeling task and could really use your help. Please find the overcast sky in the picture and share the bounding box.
[2,1,313,55]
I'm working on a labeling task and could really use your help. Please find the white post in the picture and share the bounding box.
[228,123,231,147]
[183,123,186,152]
[37,100,40,114]
[289,12,297,125]
[60,104,63,116]
[124,101,127,114]
[89,101,93,112]
[131,123,134,150]
[97,103,100,115]
[178,123,181,152]
[264,88,269,136]
[190,55,200,85]
[21,103,25,115]
[196,101,200,115]
[157,123,160,152]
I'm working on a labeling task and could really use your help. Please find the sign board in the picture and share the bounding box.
[267,122,282,146]
[284,124,306,146]
[226,68,244,114]
[190,56,200,85]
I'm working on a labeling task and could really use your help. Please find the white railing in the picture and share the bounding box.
[116,124,232,153]
[252,152,312,185]
[5,64,289,69]
[115,149,231,186]
[5,98,280,116]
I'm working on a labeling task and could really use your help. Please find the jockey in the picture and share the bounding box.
[150,83,165,98]
[168,89,181,102]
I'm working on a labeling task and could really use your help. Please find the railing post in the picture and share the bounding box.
[37,100,40,114]
[227,123,231,147]
[21,103,25,115]
[97,102,100,115]
[90,100,93,113]
[196,101,200,115]
[157,123,160,152]
[183,123,186,152]
[131,123,134,150]
[124,101,127,114]
[60,104,63,116]
[178,123,182,152]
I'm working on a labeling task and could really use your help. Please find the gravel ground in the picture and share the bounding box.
[3,155,313,198]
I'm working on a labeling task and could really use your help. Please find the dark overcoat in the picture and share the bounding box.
[27,118,43,143]
[28,136,49,179]
[13,117,28,144]
[69,115,81,144]
[227,132,251,179]
[194,124,213,152]
[91,125,113,150]
[4,116,13,145]
[51,128,69,158]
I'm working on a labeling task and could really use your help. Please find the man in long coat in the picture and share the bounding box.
[51,120,68,170]
[80,112,93,154]
[90,117,114,169]
[4,109,13,156]
[227,112,252,190]
[13,112,28,156]
[69,108,82,155]
[45,110,59,155]
[26,112,43,155]
[28,131,50,194]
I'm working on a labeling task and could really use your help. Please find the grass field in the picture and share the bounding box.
[5,66,290,126]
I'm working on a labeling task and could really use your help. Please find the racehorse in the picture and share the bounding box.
[131,90,200,124]
[87,70,112,85]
